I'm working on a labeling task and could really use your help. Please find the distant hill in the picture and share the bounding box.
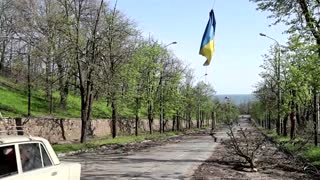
[213,94,256,105]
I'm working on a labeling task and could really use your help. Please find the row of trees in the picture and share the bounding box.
[250,0,320,146]
[0,0,217,142]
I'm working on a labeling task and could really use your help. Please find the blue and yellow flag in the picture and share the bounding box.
[199,9,216,66]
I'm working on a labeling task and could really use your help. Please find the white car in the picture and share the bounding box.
[0,135,81,180]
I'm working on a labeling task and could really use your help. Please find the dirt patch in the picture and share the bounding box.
[97,138,177,155]
[192,120,315,180]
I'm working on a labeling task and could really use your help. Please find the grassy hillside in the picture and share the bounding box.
[0,76,111,118]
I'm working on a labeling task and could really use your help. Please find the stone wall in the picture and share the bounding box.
[0,117,192,144]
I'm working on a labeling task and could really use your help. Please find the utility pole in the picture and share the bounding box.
[159,41,177,133]
[27,52,31,116]
[160,74,164,133]
[211,111,216,131]
[260,33,281,135]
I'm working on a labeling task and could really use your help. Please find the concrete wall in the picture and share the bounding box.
[0,118,192,144]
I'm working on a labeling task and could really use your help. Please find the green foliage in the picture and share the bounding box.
[304,147,320,163]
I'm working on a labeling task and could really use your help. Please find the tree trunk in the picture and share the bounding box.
[148,101,153,134]
[197,105,200,128]
[148,119,153,134]
[259,118,262,126]
[276,113,281,135]
[177,111,180,131]
[159,112,162,133]
[200,111,203,128]
[50,66,54,114]
[172,115,176,131]
[201,111,204,127]
[188,110,192,129]
[296,104,301,127]
[313,92,318,146]
[80,93,89,143]
[45,59,52,113]
[290,112,296,140]
[59,119,66,140]
[290,91,296,140]
[87,84,94,137]
[135,113,139,136]
[74,73,78,93]
[0,40,6,72]
[268,113,271,130]
[110,45,118,138]
[211,111,216,131]
[79,76,94,143]
[283,114,288,137]
[80,112,88,143]
[306,106,310,122]
[135,97,139,136]
[15,118,23,136]
[76,0,102,143]
[57,60,68,110]
[162,111,166,133]
[111,94,117,138]
[265,116,267,129]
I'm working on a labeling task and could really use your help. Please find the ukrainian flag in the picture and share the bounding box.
[199,9,216,66]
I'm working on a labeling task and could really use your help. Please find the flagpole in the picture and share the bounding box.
[209,0,214,85]
[208,0,215,84]
[212,0,216,9]
[205,67,208,83]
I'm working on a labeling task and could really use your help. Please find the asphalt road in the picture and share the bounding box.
[63,129,228,180]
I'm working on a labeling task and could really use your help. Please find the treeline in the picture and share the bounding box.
[250,0,320,146]
[0,0,217,142]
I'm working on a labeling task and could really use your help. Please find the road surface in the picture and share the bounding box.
[63,129,228,180]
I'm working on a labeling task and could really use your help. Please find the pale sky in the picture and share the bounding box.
[111,0,289,94]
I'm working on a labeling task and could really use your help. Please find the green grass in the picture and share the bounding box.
[267,130,277,137]
[263,129,320,167]
[0,76,18,89]
[0,76,111,118]
[53,131,183,154]
[277,136,291,143]
[303,146,320,163]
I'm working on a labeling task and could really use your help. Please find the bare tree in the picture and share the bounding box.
[59,0,106,142]
[99,1,138,138]
[0,0,15,73]
[225,122,265,171]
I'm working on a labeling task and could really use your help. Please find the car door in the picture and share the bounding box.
[15,165,69,180]
[4,142,69,180]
